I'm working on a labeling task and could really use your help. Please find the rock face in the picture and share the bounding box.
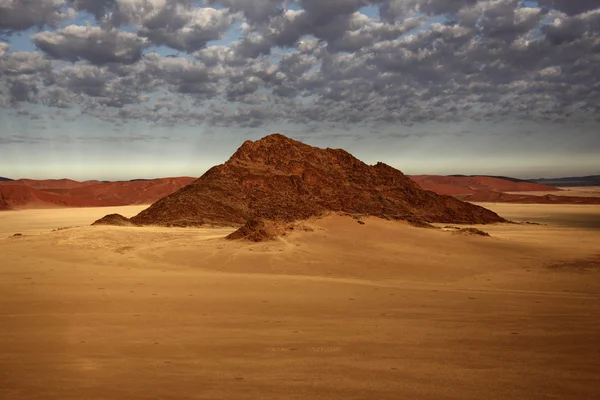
[226,219,282,242]
[451,228,491,237]
[130,134,505,227]
[92,214,135,227]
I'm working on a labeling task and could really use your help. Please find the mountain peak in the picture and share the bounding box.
[129,134,504,227]
[228,133,310,163]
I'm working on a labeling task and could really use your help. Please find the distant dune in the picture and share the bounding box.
[0,177,196,210]
[2,178,102,190]
[410,175,560,195]
[530,175,600,187]
[2,172,597,211]
[410,175,600,204]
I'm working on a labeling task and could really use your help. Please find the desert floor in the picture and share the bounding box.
[505,185,600,198]
[1,204,599,400]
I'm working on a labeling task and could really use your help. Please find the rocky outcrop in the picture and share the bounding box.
[130,133,505,227]
[225,219,283,242]
[92,214,135,227]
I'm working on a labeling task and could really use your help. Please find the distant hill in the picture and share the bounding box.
[529,175,600,187]
[0,177,196,210]
[5,178,102,190]
[409,175,600,204]
[0,177,13,182]
[448,175,532,183]
[410,175,560,195]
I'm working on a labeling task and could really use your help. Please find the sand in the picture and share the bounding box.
[505,186,600,198]
[0,205,149,238]
[1,204,599,400]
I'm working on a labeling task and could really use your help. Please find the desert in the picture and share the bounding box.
[1,204,599,400]
[3,1,600,398]
[1,135,599,400]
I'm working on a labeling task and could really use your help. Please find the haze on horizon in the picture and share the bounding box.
[1,0,599,181]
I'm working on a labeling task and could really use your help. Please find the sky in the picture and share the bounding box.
[0,0,599,181]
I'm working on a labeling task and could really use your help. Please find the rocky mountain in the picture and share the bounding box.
[130,134,504,227]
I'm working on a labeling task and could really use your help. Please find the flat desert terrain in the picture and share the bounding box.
[1,204,599,399]
[505,186,600,198]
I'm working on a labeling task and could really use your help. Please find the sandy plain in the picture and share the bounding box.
[505,186,600,198]
[1,204,599,400]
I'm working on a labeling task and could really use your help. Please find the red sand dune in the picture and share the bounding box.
[464,191,600,204]
[410,175,560,195]
[0,177,195,210]
[2,178,102,190]
[410,175,600,204]
[2,168,595,211]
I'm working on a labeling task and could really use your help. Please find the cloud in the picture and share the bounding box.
[0,52,54,103]
[0,0,598,130]
[537,0,600,16]
[136,6,233,52]
[142,53,224,96]
[0,133,49,144]
[193,45,246,66]
[70,1,234,52]
[69,0,115,21]
[0,52,53,76]
[541,8,600,45]
[32,25,150,65]
[206,0,285,24]
[0,41,9,56]
[0,0,73,32]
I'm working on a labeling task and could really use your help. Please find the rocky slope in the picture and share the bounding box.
[130,134,505,227]
[92,214,136,227]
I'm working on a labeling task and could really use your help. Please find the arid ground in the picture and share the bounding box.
[1,204,599,399]
[505,186,600,198]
